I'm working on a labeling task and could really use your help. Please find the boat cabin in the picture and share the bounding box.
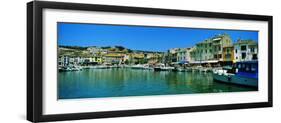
[235,61,258,79]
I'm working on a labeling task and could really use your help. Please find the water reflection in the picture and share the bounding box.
[58,68,257,99]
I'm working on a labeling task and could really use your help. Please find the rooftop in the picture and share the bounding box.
[235,40,258,45]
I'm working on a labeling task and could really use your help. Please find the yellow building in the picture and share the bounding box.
[222,46,234,62]
[94,57,103,64]
[88,56,103,64]
[104,53,125,64]
[132,53,145,59]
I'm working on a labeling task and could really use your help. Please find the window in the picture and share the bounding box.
[214,54,217,59]
[242,53,246,59]
[252,54,258,60]
[238,64,241,69]
[225,54,231,59]
[241,45,246,51]
[235,49,237,53]
[224,54,226,59]
[246,64,250,71]
[251,64,256,72]
[250,48,255,52]
[218,54,222,58]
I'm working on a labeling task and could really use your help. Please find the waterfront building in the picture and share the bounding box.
[90,56,103,64]
[211,34,232,61]
[189,47,197,63]
[143,53,163,64]
[176,48,191,64]
[123,54,130,64]
[189,34,232,63]
[58,56,69,67]
[233,40,258,62]
[104,53,125,65]
[193,39,213,61]
[81,57,91,65]
[69,57,76,65]
[131,53,145,64]
[73,57,84,65]
[222,46,234,64]
[58,56,84,66]
[167,48,180,63]
[56,56,102,66]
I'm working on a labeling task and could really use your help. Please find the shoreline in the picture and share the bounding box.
[58,64,217,73]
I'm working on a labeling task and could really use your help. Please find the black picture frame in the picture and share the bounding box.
[27,1,273,122]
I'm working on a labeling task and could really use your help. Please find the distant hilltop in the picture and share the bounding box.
[58,45,164,57]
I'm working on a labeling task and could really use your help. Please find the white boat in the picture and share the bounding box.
[59,65,82,72]
[71,66,82,71]
[213,61,258,88]
[95,65,109,69]
[131,64,145,69]
[154,64,174,71]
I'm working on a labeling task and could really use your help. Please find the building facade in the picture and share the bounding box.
[104,53,125,65]
[166,48,179,63]
[177,48,191,64]
[222,46,234,63]
[233,40,258,62]
[189,34,232,63]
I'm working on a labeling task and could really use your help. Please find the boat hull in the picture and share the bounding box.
[213,73,258,88]
[154,67,174,71]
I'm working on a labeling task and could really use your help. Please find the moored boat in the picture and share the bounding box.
[131,64,146,69]
[59,65,82,72]
[154,63,174,71]
[213,61,258,88]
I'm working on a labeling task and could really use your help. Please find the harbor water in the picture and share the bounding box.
[58,68,257,99]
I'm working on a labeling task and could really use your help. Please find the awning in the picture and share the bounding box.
[190,60,219,64]
[179,61,189,64]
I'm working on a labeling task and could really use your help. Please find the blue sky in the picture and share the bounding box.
[58,22,258,52]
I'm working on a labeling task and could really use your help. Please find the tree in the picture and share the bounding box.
[101,46,111,49]
[115,46,126,51]
[127,49,133,53]
[124,60,129,65]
